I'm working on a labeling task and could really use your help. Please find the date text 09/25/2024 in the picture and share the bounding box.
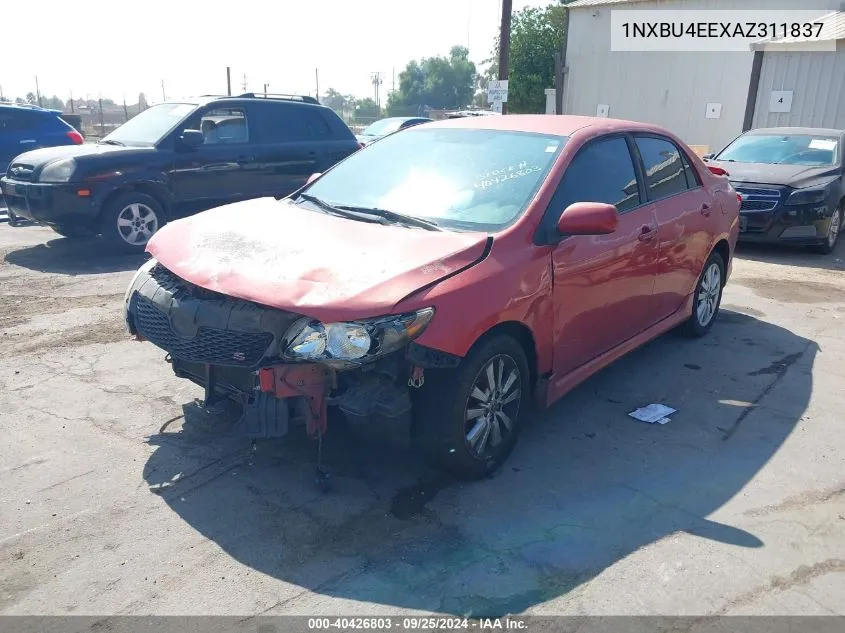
[307,617,528,630]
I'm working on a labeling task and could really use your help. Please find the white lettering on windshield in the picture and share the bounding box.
[475,161,542,190]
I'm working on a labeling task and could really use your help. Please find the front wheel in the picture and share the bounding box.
[810,204,842,255]
[681,251,725,338]
[412,335,529,479]
[101,192,165,253]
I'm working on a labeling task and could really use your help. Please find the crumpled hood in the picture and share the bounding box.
[712,160,840,188]
[146,197,489,320]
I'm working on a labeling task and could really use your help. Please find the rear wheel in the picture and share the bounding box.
[810,204,842,255]
[101,192,165,253]
[51,224,94,238]
[412,335,529,479]
[681,251,725,338]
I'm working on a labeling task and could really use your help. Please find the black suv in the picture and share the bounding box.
[0,94,359,251]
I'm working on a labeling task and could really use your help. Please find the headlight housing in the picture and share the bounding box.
[786,182,833,206]
[39,158,77,183]
[284,308,435,365]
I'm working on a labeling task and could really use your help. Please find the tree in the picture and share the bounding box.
[322,88,348,113]
[487,3,568,113]
[387,45,477,114]
[26,92,37,104]
[15,97,25,105]
[354,97,380,123]
[42,95,64,110]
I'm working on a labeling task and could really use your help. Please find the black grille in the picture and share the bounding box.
[149,264,243,301]
[134,295,273,367]
[741,199,776,211]
[734,186,780,198]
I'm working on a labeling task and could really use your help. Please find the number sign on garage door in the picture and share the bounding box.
[769,91,793,113]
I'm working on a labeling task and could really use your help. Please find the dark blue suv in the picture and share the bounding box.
[1,103,83,224]
[0,103,83,172]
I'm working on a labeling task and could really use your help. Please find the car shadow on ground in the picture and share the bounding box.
[143,310,815,616]
[736,239,845,272]
[3,235,148,274]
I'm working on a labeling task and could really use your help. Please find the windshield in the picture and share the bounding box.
[360,119,405,137]
[303,128,565,231]
[718,134,840,166]
[102,103,196,146]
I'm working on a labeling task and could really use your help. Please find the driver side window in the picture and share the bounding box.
[183,108,249,145]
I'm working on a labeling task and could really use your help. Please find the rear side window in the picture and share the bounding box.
[555,136,641,212]
[681,151,701,187]
[635,136,690,200]
[252,102,341,143]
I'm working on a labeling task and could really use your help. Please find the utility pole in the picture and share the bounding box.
[263,83,269,97]
[161,79,166,102]
[35,75,42,107]
[0,84,4,101]
[370,72,383,109]
[226,66,232,96]
[98,97,104,136]
[70,90,74,113]
[498,0,513,114]
[242,73,248,93]
[123,94,129,121]
[392,68,395,97]
[315,68,319,102]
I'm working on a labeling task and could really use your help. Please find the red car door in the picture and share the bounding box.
[547,135,659,376]
[633,135,714,321]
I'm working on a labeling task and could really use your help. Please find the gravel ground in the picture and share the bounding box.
[1,221,844,618]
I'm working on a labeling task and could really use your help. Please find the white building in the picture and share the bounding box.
[562,0,845,153]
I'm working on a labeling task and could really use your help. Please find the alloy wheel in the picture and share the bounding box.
[117,203,158,245]
[696,262,721,327]
[464,354,522,460]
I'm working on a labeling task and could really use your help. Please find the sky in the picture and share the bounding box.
[2,0,547,105]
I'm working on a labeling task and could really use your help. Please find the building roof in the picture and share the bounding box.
[764,11,845,45]
[566,0,652,8]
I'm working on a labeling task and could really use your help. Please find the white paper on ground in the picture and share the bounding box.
[629,404,677,424]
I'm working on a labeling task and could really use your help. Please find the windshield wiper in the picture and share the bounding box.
[99,139,125,146]
[296,194,382,224]
[335,205,442,231]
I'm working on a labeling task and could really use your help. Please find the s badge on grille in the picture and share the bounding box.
[233,352,246,361]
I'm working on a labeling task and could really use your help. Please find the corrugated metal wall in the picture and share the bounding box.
[563,0,841,153]
[752,41,845,129]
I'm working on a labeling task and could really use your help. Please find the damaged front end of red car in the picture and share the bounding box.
[123,257,462,460]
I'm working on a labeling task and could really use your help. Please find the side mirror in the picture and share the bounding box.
[703,153,715,161]
[177,129,204,149]
[306,172,322,185]
[557,202,619,236]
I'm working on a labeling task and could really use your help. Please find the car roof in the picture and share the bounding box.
[0,103,58,115]
[745,126,844,137]
[424,114,673,138]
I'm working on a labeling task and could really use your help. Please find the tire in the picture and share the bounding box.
[7,210,21,227]
[100,192,165,253]
[681,251,725,338]
[412,335,529,480]
[810,204,842,255]
[51,224,94,238]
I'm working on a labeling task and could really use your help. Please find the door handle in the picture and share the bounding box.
[700,203,712,216]
[637,225,656,242]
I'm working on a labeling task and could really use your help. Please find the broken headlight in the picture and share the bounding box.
[283,308,435,363]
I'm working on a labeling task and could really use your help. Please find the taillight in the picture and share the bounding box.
[737,193,743,205]
[67,130,84,145]
[707,165,729,177]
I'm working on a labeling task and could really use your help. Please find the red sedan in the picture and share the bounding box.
[125,115,740,480]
